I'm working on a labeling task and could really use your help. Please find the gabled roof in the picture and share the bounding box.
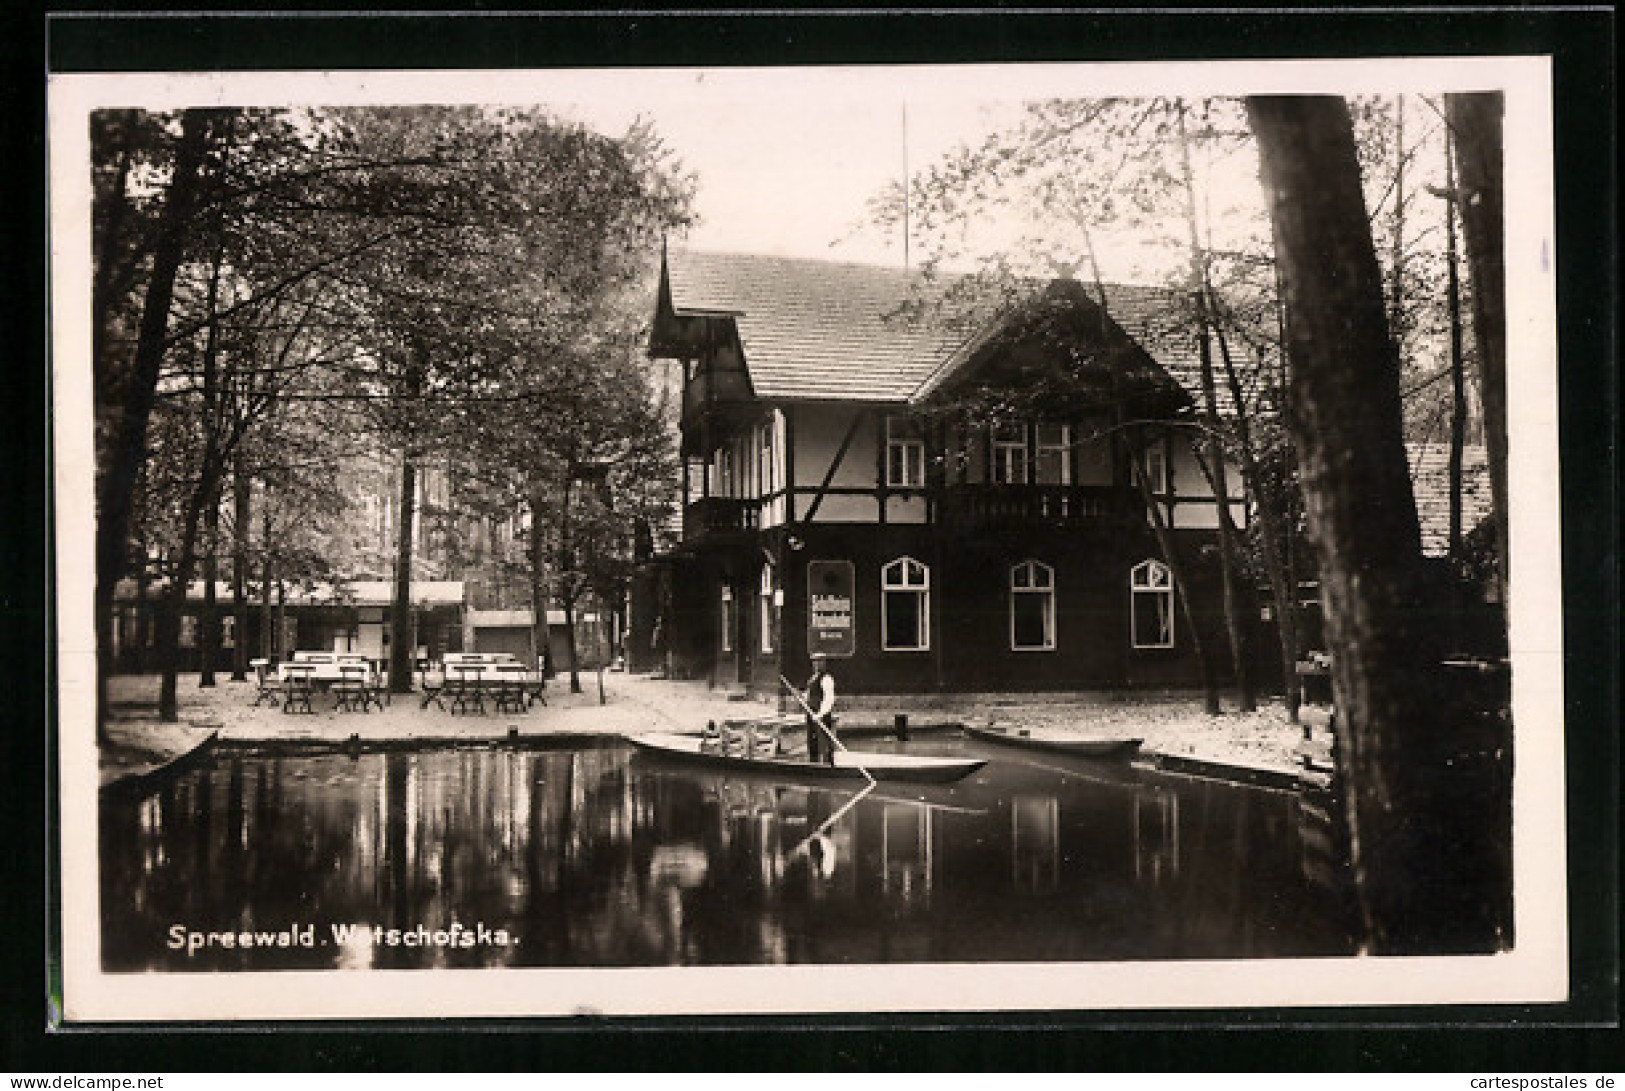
[911,278,1192,416]
[659,249,1250,413]
[662,250,973,402]
[1407,442,1493,558]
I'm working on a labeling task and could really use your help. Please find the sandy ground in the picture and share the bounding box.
[99,670,1321,787]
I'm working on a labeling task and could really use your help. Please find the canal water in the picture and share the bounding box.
[100,739,1361,971]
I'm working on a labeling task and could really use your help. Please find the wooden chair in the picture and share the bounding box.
[281,665,315,715]
[361,667,389,712]
[418,664,448,711]
[488,666,524,715]
[448,664,485,716]
[333,664,369,712]
[524,670,548,708]
[250,659,282,708]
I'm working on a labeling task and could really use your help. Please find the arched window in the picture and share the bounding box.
[1130,559,1175,648]
[1010,560,1056,651]
[881,557,930,651]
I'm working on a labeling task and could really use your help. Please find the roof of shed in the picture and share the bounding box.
[661,249,1250,412]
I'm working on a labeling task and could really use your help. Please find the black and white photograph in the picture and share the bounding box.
[50,52,1569,1022]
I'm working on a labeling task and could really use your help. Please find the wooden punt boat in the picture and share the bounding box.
[627,732,986,784]
[963,723,1143,759]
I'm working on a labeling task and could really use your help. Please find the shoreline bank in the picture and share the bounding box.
[95,670,1326,794]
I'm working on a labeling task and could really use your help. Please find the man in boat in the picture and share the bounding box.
[804,655,838,765]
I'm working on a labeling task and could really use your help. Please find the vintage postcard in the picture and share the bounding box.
[52,53,1567,1022]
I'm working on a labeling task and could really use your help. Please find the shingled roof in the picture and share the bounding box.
[664,250,968,402]
[660,249,1253,413]
[1407,442,1493,557]
[653,250,1274,419]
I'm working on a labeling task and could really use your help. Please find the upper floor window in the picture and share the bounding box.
[713,445,733,498]
[881,557,930,651]
[1010,560,1056,650]
[1139,438,1169,494]
[886,416,926,488]
[1035,423,1072,485]
[759,565,776,654]
[1130,559,1175,648]
[758,421,775,495]
[993,424,1029,485]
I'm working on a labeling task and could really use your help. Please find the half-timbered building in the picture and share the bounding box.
[637,249,1253,697]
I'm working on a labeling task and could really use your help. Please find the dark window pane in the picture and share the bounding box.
[885,590,923,650]
[1012,592,1050,648]
[1132,591,1172,647]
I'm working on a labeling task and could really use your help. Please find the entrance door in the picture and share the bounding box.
[717,580,749,687]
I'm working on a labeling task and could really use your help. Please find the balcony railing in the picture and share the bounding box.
[936,483,1136,527]
[683,496,762,541]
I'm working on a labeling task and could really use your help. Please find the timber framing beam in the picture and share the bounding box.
[798,408,870,525]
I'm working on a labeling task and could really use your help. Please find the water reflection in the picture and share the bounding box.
[101,741,1360,971]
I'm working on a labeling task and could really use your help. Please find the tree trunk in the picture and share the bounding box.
[1172,101,1239,713]
[1127,423,1220,715]
[558,476,583,693]
[133,550,152,672]
[196,245,227,690]
[527,491,550,674]
[95,109,211,734]
[1216,322,1300,718]
[157,480,214,721]
[1249,94,1504,953]
[260,504,274,662]
[275,579,287,662]
[92,135,134,360]
[561,591,582,694]
[199,488,219,687]
[1442,132,1469,653]
[230,459,250,681]
[389,453,418,693]
[1388,95,1407,341]
[1194,297,1256,711]
[1081,222,1219,715]
[161,256,228,717]
[1447,93,1509,627]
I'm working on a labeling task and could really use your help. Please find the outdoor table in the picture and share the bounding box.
[279,661,345,690]
[430,663,545,715]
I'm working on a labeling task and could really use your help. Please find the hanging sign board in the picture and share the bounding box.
[806,560,855,658]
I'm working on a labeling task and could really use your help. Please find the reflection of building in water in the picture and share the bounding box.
[1010,794,1058,894]
[881,804,934,904]
[701,780,790,896]
[1133,787,1180,883]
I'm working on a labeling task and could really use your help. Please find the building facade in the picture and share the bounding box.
[635,250,1252,697]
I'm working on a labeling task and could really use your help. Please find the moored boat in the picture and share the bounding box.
[627,732,986,783]
[964,723,1143,759]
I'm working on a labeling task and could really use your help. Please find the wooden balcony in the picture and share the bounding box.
[935,483,1136,528]
[683,496,762,543]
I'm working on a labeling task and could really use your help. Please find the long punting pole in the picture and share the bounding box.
[780,673,874,786]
